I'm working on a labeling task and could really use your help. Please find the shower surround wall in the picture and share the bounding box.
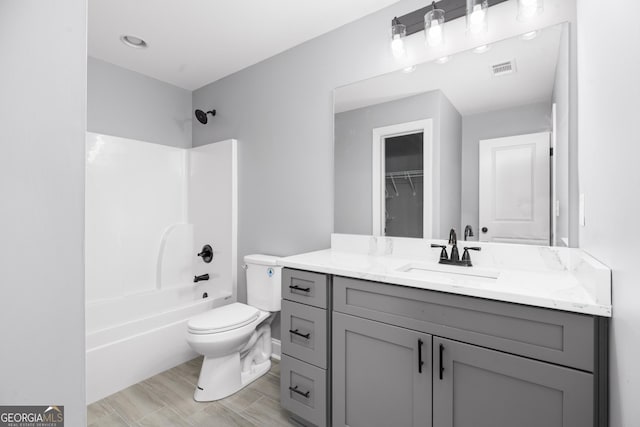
[85,133,237,403]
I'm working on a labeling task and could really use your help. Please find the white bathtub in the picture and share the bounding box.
[86,287,232,403]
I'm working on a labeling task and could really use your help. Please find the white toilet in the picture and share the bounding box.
[186,254,281,402]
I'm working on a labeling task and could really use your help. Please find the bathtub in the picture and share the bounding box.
[86,286,232,403]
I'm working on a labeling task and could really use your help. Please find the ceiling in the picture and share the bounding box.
[88,0,399,91]
[335,24,563,116]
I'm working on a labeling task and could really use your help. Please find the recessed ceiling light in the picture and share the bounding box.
[120,35,147,49]
[435,56,451,64]
[520,30,538,41]
[402,65,417,73]
[473,44,491,54]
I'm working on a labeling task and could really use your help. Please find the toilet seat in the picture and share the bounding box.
[188,303,260,335]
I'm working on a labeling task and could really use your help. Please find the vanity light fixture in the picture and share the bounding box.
[466,0,489,34]
[389,0,511,61]
[425,2,446,47]
[517,0,543,21]
[120,34,148,49]
[391,17,407,59]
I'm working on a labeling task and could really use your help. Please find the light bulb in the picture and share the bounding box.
[518,0,542,21]
[469,5,486,33]
[391,35,405,58]
[391,19,407,59]
[427,22,444,47]
[424,8,445,48]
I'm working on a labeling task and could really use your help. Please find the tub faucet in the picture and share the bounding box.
[194,274,209,283]
[464,225,474,241]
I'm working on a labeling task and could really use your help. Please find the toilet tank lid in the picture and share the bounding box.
[244,254,281,266]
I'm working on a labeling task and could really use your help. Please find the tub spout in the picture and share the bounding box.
[194,274,209,283]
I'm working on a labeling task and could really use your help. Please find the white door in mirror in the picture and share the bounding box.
[479,132,550,245]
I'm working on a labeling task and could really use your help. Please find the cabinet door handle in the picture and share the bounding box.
[289,385,310,398]
[289,329,311,339]
[289,285,311,292]
[439,343,445,380]
[418,339,424,373]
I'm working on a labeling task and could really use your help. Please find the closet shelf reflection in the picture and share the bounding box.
[385,169,423,179]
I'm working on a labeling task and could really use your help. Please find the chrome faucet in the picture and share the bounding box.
[464,225,474,241]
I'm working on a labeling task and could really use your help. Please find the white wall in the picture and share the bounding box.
[88,57,192,148]
[0,1,87,424]
[576,1,640,425]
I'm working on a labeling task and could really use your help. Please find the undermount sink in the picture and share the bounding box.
[395,263,500,284]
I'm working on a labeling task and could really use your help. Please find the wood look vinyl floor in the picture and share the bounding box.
[87,357,295,427]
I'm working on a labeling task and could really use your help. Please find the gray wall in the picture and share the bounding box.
[576,1,640,426]
[460,102,552,239]
[0,1,87,424]
[88,56,192,148]
[334,91,461,238]
[438,93,462,238]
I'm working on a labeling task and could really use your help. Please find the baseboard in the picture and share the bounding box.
[271,338,281,360]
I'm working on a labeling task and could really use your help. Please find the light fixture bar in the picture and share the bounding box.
[393,0,508,37]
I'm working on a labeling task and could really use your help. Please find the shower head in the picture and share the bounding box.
[195,109,216,124]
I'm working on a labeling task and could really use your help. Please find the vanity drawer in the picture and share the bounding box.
[282,300,328,369]
[333,276,595,371]
[282,268,329,309]
[281,354,328,427]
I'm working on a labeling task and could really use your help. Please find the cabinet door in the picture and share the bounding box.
[433,337,593,427]
[333,312,432,427]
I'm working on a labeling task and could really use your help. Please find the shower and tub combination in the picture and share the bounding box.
[85,132,238,403]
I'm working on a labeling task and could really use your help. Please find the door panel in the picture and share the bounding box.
[433,337,593,427]
[479,132,550,244]
[333,312,432,427]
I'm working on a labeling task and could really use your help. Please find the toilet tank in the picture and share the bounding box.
[244,254,282,312]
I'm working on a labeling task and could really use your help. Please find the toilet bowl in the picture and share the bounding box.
[186,254,281,402]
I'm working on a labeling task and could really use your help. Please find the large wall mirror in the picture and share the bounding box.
[334,23,575,246]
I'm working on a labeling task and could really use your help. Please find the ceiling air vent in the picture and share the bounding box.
[491,60,517,77]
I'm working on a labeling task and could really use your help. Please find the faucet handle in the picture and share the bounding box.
[430,244,448,261]
[461,246,481,266]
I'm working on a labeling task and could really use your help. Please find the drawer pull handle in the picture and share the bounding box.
[418,339,424,373]
[439,343,445,380]
[289,285,311,292]
[289,329,311,339]
[289,385,310,398]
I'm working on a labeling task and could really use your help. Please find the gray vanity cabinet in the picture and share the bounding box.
[433,337,593,427]
[332,312,432,427]
[281,270,608,427]
[280,269,331,427]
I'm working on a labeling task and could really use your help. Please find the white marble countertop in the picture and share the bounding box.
[278,234,612,317]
